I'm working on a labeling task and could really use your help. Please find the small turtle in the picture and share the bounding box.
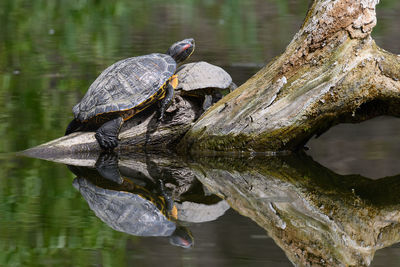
[65,38,195,150]
[175,61,237,110]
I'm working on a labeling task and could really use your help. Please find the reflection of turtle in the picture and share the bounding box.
[173,178,231,223]
[175,61,237,110]
[70,162,194,248]
[65,38,195,150]
[73,176,177,236]
[176,199,230,223]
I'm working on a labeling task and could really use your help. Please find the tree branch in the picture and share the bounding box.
[181,0,399,153]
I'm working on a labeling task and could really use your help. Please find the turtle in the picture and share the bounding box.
[65,38,195,150]
[70,162,194,248]
[175,61,237,110]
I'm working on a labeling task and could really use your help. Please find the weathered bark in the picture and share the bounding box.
[181,0,400,153]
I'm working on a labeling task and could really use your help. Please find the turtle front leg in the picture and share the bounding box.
[65,119,82,135]
[159,83,175,121]
[202,95,213,111]
[203,92,223,111]
[95,116,123,150]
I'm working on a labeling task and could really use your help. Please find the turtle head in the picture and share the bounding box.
[167,38,195,64]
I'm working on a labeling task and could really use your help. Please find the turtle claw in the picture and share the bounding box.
[95,117,123,150]
[158,83,174,122]
[158,111,166,122]
[95,132,119,150]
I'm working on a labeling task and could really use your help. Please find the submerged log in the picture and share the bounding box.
[181,0,400,152]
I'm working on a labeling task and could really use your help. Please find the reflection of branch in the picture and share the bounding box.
[191,153,400,266]
[287,154,400,207]
[22,139,400,265]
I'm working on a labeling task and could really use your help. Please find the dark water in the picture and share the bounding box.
[1,0,400,266]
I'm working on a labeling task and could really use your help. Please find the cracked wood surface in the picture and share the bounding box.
[181,0,400,153]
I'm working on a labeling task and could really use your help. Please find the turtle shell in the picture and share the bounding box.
[73,53,177,122]
[73,177,177,237]
[175,61,233,92]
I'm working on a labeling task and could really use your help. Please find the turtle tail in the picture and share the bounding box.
[65,119,82,135]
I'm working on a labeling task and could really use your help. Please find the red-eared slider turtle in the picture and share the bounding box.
[175,61,237,110]
[71,165,194,248]
[65,38,195,150]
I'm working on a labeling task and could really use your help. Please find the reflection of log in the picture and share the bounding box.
[190,153,400,266]
[21,143,400,265]
[181,0,400,152]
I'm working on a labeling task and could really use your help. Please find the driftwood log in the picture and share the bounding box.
[182,0,400,152]
[23,0,399,156]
